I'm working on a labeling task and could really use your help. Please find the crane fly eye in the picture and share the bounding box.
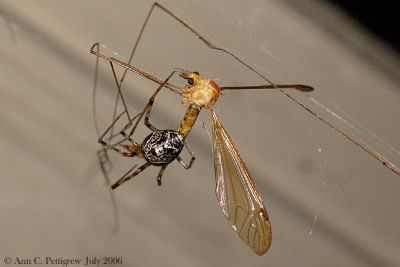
[187,78,194,85]
[193,71,199,75]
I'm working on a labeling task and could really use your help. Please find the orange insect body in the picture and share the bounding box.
[178,72,221,139]
[182,79,220,108]
[181,73,221,108]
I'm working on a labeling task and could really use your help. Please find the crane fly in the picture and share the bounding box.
[91,2,400,256]
[91,46,311,254]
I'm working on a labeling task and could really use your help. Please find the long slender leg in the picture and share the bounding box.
[92,42,102,138]
[113,163,139,187]
[157,166,167,186]
[220,84,313,92]
[177,142,195,169]
[111,162,152,189]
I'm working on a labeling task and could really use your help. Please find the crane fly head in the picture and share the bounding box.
[179,71,201,86]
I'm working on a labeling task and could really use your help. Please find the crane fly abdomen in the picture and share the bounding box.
[141,130,184,166]
[177,104,201,138]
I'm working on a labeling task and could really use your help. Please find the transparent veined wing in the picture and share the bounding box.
[211,110,272,255]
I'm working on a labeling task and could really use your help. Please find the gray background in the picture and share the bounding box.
[1,0,400,266]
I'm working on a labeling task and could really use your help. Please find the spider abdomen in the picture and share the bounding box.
[141,130,184,166]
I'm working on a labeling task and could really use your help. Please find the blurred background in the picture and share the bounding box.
[0,0,399,266]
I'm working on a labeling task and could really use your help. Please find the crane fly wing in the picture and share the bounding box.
[211,110,272,255]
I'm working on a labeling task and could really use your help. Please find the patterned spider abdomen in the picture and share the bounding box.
[141,130,184,165]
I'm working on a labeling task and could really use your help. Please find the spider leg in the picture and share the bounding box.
[111,162,151,189]
[157,166,167,186]
[113,163,139,188]
[177,142,195,169]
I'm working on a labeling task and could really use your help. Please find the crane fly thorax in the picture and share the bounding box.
[182,79,220,108]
